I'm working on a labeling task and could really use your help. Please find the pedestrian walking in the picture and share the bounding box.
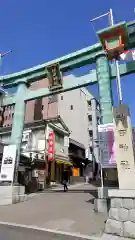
[62,167,69,192]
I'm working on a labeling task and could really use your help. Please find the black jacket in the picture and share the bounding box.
[63,170,69,182]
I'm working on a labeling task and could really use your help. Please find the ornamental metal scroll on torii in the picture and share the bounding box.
[0,20,135,170]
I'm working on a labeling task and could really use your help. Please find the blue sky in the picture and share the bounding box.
[0,0,135,125]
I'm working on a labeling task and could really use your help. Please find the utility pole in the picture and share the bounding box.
[109,9,123,104]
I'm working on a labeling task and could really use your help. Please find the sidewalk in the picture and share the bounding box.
[50,183,93,191]
[50,182,98,192]
[28,182,98,198]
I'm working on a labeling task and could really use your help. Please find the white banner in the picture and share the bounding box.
[98,123,116,168]
[46,124,52,140]
[0,145,17,182]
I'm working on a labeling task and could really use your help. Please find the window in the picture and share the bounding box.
[5,116,7,120]
[70,105,73,110]
[55,133,64,145]
[89,130,93,137]
[90,147,93,154]
[41,105,44,110]
[34,98,43,121]
[9,114,11,119]
[88,115,92,121]
[12,113,14,118]
[61,95,63,100]
[88,100,91,106]
[97,116,100,124]
[96,102,100,110]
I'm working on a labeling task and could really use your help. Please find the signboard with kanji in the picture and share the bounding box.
[113,104,135,189]
[46,63,63,90]
[0,145,17,182]
[48,131,55,161]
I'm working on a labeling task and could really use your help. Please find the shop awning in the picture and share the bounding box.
[56,159,73,166]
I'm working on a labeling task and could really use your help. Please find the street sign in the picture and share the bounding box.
[48,131,55,161]
[0,145,17,182]
[46,63,63,90]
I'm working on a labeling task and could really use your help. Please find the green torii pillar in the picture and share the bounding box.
[96,53,113,124]
[10,81,27,181]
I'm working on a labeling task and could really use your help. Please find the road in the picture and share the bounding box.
[0,183,106,238]
[0,224,96,240]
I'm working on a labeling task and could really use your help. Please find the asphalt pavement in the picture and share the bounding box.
[0,183,106,238]
[0,224,98,240]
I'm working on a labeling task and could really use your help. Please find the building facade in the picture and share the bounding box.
[0,118,71,191]
[2,74,100,163]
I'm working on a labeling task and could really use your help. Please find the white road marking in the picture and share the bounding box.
[0,221,100,240]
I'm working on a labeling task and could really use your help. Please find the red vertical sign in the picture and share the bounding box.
[48,131,55,161]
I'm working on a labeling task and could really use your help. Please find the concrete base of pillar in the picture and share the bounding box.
[104,189,135,239]
[94,198,109,214]
[94,187,118,214]
[0,185,27,205]
[97,187,119,199]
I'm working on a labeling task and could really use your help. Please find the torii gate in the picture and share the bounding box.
[1,20,135,179]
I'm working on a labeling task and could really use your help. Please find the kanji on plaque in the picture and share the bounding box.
[48,131,55,161]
